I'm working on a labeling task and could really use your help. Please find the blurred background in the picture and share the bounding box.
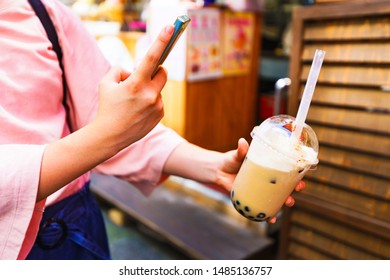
[60,0,390,260]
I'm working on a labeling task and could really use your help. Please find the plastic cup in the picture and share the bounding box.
[230,114,319,222]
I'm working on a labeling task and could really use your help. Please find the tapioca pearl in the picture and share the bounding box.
[238,209,245,216]
[254,216,269,222]
[235,200,241,206]
[269,178,277,184]
[298,169,304,173]
[244,206,250,212]
[231,190,235,198]
[256,213,266,219]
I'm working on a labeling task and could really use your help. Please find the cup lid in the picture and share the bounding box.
[251,115,319,167]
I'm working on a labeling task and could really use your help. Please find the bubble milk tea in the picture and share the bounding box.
[231,115,319,222]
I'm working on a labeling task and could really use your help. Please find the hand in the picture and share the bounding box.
[94,25,175,152]
[216,138,306,224]
[267,180,306,224]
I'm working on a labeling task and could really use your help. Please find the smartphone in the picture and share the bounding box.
[151,15,191,78]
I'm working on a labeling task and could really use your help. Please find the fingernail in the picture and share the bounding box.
[165,25,174,35]
[286,197,295,207]
[295,181,303,191]
[268,217,276,224]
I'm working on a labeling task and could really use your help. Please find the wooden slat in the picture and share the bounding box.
[318,145,390,179]
[291,210,390,259]
[292,193,390,240]
[301,178,390,220]
[307,85,390,110]
[306,164,390,200]
[290,226,381,259]
[314,0,351,3]
[301,65,390,87]
[307,106,390,134]
[303,18,390,41]
[302,42,390,63]
[287,241,332,260]
[298,193,390,240]
[279,194,390,259]
[311,125,390,156]
[294,1,390,22]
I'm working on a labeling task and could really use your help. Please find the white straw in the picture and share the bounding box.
[292,49,325,143]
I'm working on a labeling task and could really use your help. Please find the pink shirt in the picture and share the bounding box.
[0,0,185,259]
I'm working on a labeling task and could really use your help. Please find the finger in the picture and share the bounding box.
[295,180,306,192]
[236,138,249,161]
[267,217,276,224]
[101,66,124,84]
[120,69,131,81]
[285,196,295,207]
[131,25,174,81]
[150,66,168,90]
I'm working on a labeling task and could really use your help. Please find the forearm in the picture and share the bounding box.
[163,142,224,184]
[37,121,120,201]
[36,25,176,202]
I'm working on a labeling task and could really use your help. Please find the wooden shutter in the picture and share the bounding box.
[280,1,390,260]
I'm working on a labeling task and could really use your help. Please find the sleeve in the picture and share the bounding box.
[94,123,187,195]
[0,144,46,260]
[44,0,187,194]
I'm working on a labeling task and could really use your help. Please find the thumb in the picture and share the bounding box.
[236,138,249,161]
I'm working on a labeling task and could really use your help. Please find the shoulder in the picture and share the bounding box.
[40,0,106,62]
[41,0,85,34]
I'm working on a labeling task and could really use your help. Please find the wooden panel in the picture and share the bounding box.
[302,178,390,220]
[185,67,257,152]
[306,164,390,200]
[315,0,388,3]
[302,42,390,63]
[307,106,390,134]
[318,146,390,179]
[279,195,390,259]
[307,85,390,110]
[303,18,390,41]
[288,242,332,260]
[311,125,390,156]
[290,225,381,259]
[283,1,390,260]
[314,0,350,3]
[294,193,390,240]
[301,65,390,87]
[291,210,390,259]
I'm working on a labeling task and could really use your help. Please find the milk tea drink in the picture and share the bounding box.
[231,115,319,222]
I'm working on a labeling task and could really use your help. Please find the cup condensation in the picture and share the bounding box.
[231,115,319,222]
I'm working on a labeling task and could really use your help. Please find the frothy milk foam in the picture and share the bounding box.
[231,116,318,222]
[249,125,318,172]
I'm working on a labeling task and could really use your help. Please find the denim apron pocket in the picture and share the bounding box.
[26,182,111,260]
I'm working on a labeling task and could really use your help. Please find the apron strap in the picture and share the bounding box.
[28,0,71,130]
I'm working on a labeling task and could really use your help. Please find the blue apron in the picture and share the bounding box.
[26,182,111,260]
